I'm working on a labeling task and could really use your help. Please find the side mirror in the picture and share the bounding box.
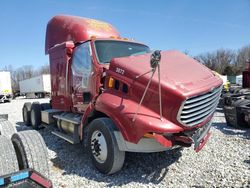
[150,50,161,68]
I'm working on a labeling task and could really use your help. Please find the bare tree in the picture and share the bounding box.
[195,49,235,75]
[216,49,235,75]
[2,63,51,93]
[195,52,219,71]
[38,64,50,75]
[235,45,250,74]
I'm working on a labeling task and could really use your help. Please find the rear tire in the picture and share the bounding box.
[0,119,17,139]
[0,135,19,176]
[22,102,32,126]
[11,130,49,178]
[30,102,42,129]
[87,118,125,174]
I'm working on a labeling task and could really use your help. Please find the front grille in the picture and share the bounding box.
[178,86,222,127]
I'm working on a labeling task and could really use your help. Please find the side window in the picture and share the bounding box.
[72,42,92,89]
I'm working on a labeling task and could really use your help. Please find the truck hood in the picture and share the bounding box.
[109,50,222,97]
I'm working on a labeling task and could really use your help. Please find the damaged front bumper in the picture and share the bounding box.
[114,121,212,153]
[154,120,212,152]
[191,121,212,152]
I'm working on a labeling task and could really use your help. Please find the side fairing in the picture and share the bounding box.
[48,42,74,111]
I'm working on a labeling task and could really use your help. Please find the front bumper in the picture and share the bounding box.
[191,120,212,152]
[115,121,212,153]
[154,120,212,152]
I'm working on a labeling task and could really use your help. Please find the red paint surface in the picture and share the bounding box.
[45,15,120,54]
[46,15,223,151]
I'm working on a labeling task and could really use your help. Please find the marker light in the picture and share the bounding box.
[108,77,114,88]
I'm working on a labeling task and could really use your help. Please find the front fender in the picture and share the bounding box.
[95,92,184,143]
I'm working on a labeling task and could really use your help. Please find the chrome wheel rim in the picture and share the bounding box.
[91,130,108,163]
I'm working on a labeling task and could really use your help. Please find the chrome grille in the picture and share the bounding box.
[178,86,222,127]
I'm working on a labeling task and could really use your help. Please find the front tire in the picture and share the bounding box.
[87,118,125,174]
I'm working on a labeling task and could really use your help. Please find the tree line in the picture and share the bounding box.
[194,44,250,76]
[1,64,49,92]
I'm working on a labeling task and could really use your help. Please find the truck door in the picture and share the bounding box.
[71,41,92,113]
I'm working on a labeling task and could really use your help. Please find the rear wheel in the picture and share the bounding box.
[30,102,42,129]
[11,130,49,178]
[0,119,17,139]
[23,102,32,126]
[0,135,19,176]
[87,118,125,174]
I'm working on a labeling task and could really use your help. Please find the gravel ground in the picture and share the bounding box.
[0,98,249,188]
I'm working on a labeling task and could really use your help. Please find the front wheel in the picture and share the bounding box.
[87,118,125,174]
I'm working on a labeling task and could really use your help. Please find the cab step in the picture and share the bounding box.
[51,131,79,144]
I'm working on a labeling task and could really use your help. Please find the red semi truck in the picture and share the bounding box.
[22,15,223,174]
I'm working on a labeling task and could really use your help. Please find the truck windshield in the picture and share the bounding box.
[94,40,150,64]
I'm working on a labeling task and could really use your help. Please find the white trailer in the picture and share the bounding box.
[19,74,51,98]
[0,71,12,103]
[236,75,243,86]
